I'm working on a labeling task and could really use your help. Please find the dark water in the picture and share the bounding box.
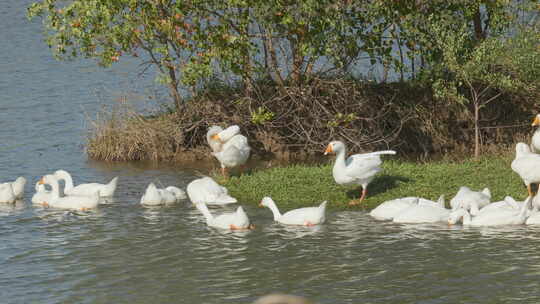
[3,1,540,303]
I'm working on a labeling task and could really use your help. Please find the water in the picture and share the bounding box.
[3,1,540,303]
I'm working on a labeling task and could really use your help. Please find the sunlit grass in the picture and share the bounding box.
[221,155,526,211]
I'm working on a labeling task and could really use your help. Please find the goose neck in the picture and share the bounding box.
[48,178,61,200]
[60,172,74,191]
[462,211,471,225]
[333,146,347,170]
[196,203,214,222]
[266,201,282,220]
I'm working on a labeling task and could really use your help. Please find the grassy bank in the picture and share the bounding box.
[221,154,526,211]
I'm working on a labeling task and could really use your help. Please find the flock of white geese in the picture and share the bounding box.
[2,115,540,230]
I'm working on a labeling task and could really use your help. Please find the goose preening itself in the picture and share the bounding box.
[370,197,427,221]
[0,183,16,204]
[448,196,532,226]
[449,186,491,215]
[195,202,253,230]
[53,170,118,197]
[531,114,540,153]
[259,197,327,226]
[324,140,396,205]
[471,197,523,217]
[1,177,26,200]
[511,142,540,197]
[207,125,251,177]
[392,195,450,224]
[38,175,99,211]
[140,183,186,206]
[186,176,237,206]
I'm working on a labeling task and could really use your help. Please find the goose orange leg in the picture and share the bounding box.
[221,167,229,179]
[349,188,367,206]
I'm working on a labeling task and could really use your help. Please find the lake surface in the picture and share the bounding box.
[3,1,540,303]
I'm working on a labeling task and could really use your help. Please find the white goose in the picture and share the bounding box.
[165,186,187,200]
[259,197,327,226]
[324,140,396,205]
[449,186,491,215]
[195,202,253,230]
[54,170,118,197]
[511,142,540,197]
[207,125,251,177]
[38,174,99,211]
[2,177,26,200]
[186,176,237,206]
[140,183,186,206]
[531,114,540,153]
[370,197,430,221]
[31,180,53,205]
[473,197,521,217]
[392,195,450,224]
[448,196,531,226]
[0,183,16,204]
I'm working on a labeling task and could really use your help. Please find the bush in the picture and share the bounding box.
[87,77,537,162]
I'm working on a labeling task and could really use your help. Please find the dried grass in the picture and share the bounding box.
[86,77,539,162]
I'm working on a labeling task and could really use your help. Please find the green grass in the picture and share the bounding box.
[221,155,527,211]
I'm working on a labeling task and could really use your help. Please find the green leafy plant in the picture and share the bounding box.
[251,107,274,125]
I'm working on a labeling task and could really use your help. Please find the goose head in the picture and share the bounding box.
[211,125,240,142]
[259,196,275,208]
[532,114,540,126]
[39,174,58,187]
[207,126,222,140]
[13,177,26,187]
[447,209,468,225]
[35,181,47,192]
[324,141,345,155]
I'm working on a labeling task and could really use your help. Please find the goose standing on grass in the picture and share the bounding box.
[324,140,396,205]
[207,125,251,177]
[140,183,186,206]
[448,196,531,226]
[186,176,237,206]
[0,183,16,204]
[259,197,327,226]
[449,186,491,215]
[54,170,118,197]
[511,142,540,197]
[392,195,450,224]
[195,202,253,230]
[37,175,99,211]
[531,114,540,153]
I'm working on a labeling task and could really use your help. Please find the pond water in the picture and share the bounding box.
[3,1,540,303]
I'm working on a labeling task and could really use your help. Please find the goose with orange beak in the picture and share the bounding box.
[531,114,540,153]
[324,141,396,205]
[206,125,250,177]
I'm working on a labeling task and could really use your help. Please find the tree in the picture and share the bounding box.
[27,0,250,111]
[430,18,536,159]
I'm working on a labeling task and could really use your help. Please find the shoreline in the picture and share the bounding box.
[220,155,525,211]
